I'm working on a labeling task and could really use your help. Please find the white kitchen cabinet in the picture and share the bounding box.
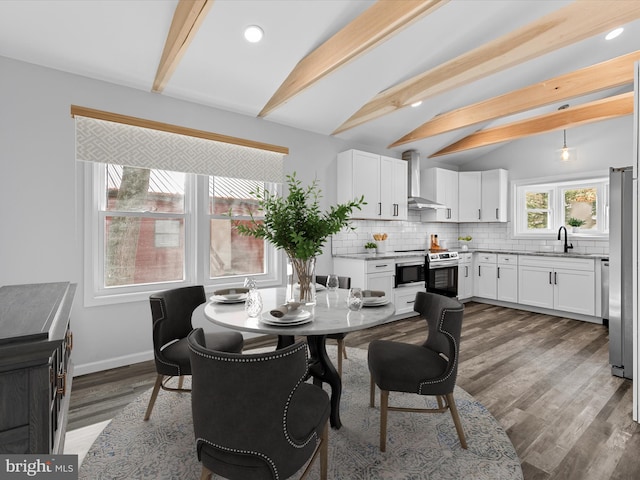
[333,257,395,296]
[420,167,458,222]
[458,172,482,222]
[458,169,508,222]
[473,253,518,301]
[457,252,473,300]
[496,254,518,303]
[474,253,498,299]
[481,169,508,222]
[518,256,595,316]
[394,284,424,315]
[337,150,407,221]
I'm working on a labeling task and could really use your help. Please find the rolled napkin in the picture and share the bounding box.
[269,302,303,318]
[363,290,385,297]
[213,287,249,296]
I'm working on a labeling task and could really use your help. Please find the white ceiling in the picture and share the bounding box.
[1,0,639,166]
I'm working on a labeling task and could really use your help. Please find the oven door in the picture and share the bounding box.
[426,265,458,297]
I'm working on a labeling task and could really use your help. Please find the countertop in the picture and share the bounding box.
[470,249,608,259]
[333,249,608,261]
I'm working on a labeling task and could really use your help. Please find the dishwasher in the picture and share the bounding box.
[601,258,609,325]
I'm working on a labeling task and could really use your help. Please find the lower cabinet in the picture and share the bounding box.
[333,258,395,295]
[394,284,424,315]
[518,256,595,316]
[0,282,76,454]
[457,253,473,300]
[474,253,518,302]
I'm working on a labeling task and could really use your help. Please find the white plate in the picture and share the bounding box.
[294,283,326,291]
[261,310,313,326]
[362,298,391,307]
[210,294,247,304]
[363,296,387,305]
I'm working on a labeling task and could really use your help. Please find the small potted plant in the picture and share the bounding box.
[364,241,377,253]
[567,217,585,232]
[458,235,472,250]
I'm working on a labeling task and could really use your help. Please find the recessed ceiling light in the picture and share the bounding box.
[605,27,624,40]
[244,25,264,43]
[411,101,423,108]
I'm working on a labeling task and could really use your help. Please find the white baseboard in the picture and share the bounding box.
[73,350,154,377]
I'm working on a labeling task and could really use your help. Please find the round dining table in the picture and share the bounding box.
[192,287,396,429]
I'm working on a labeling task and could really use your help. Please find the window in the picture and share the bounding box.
[86,163,280,305]
[514,176,608,237]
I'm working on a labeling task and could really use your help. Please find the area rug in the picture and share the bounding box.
[80,347,522,479]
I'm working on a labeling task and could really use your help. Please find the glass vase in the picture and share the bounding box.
[286,255,316,305]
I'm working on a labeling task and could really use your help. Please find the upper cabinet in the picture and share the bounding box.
[459,169,508,223]
[337,150,407,221]
[420,167,458,222]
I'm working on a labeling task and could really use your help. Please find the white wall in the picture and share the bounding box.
[0,56,395,375]
[2,54,632,375]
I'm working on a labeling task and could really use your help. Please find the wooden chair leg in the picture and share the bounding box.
[380,389,389,452]
[177,375,184,390]
[370,376,376,407]
[144,374,164,421]
[200,466,212,480]
[436,395,444,410]
[340,339,347,359]
[445,392,468,449]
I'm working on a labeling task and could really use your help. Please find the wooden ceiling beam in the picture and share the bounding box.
[152,0,213,93]
[258,0,446,118]
[333,0,640,135]
[429,92,633,158]
[389,50,640,148]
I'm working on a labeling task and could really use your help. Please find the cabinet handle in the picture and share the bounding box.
[378,202,382,215]
[478,265,481,276]
[496,208,499,220]
[478,208,481,220]
[406,300,415,304]
[465,266,468,278]
[497,267,500,279]
[376,264,388,268]
[66,330,73,352]
[549,272,552,284]
[554,272,558,285]
[57,372,67,396]
[394,204,399,216]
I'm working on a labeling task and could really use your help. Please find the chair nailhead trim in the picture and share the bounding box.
[197,438,281,480]
[151,297,183,376]
[418,307,460,395]
[190,342,321,459]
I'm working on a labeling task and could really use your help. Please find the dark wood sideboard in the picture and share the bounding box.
[0,282,76,454]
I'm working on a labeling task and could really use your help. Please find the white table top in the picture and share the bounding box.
[195,288,396,336]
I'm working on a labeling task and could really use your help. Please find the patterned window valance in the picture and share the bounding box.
[71,105,287,183]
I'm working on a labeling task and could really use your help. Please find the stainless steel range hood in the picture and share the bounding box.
[401,150,446,209]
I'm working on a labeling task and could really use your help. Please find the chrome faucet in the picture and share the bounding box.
[557,226,573,253]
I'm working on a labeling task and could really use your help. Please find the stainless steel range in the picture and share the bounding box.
[426,251,459,297]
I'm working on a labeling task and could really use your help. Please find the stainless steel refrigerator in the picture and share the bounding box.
[609,166,634,379]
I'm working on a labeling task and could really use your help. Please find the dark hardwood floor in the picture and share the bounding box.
[68,301,640,479]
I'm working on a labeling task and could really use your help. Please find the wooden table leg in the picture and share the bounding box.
[306,335,342,429]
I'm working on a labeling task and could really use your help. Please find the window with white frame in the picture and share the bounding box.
[86,163,280,305]
[514,177,608,237]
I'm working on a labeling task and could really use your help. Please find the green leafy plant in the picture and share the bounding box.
[567,217,585,227]
[364,242,377,250]
[233,172,365,261]
[458,235,472,241]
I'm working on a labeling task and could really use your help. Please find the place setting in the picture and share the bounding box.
[261,301,313,326]
[209,287,249,304]
[361,289,390,307]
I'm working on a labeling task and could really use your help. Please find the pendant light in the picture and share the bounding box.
[557,104,575,162]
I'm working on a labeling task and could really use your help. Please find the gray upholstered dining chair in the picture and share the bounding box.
[368,291,467,451]
[316,274,351,376]
[188,329,330,480]
[144,285,244,421]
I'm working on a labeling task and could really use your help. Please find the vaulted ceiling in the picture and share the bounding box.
[1,0,639,166]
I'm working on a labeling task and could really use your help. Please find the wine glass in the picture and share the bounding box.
[326,274,340,292]
[347,288,363,311]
